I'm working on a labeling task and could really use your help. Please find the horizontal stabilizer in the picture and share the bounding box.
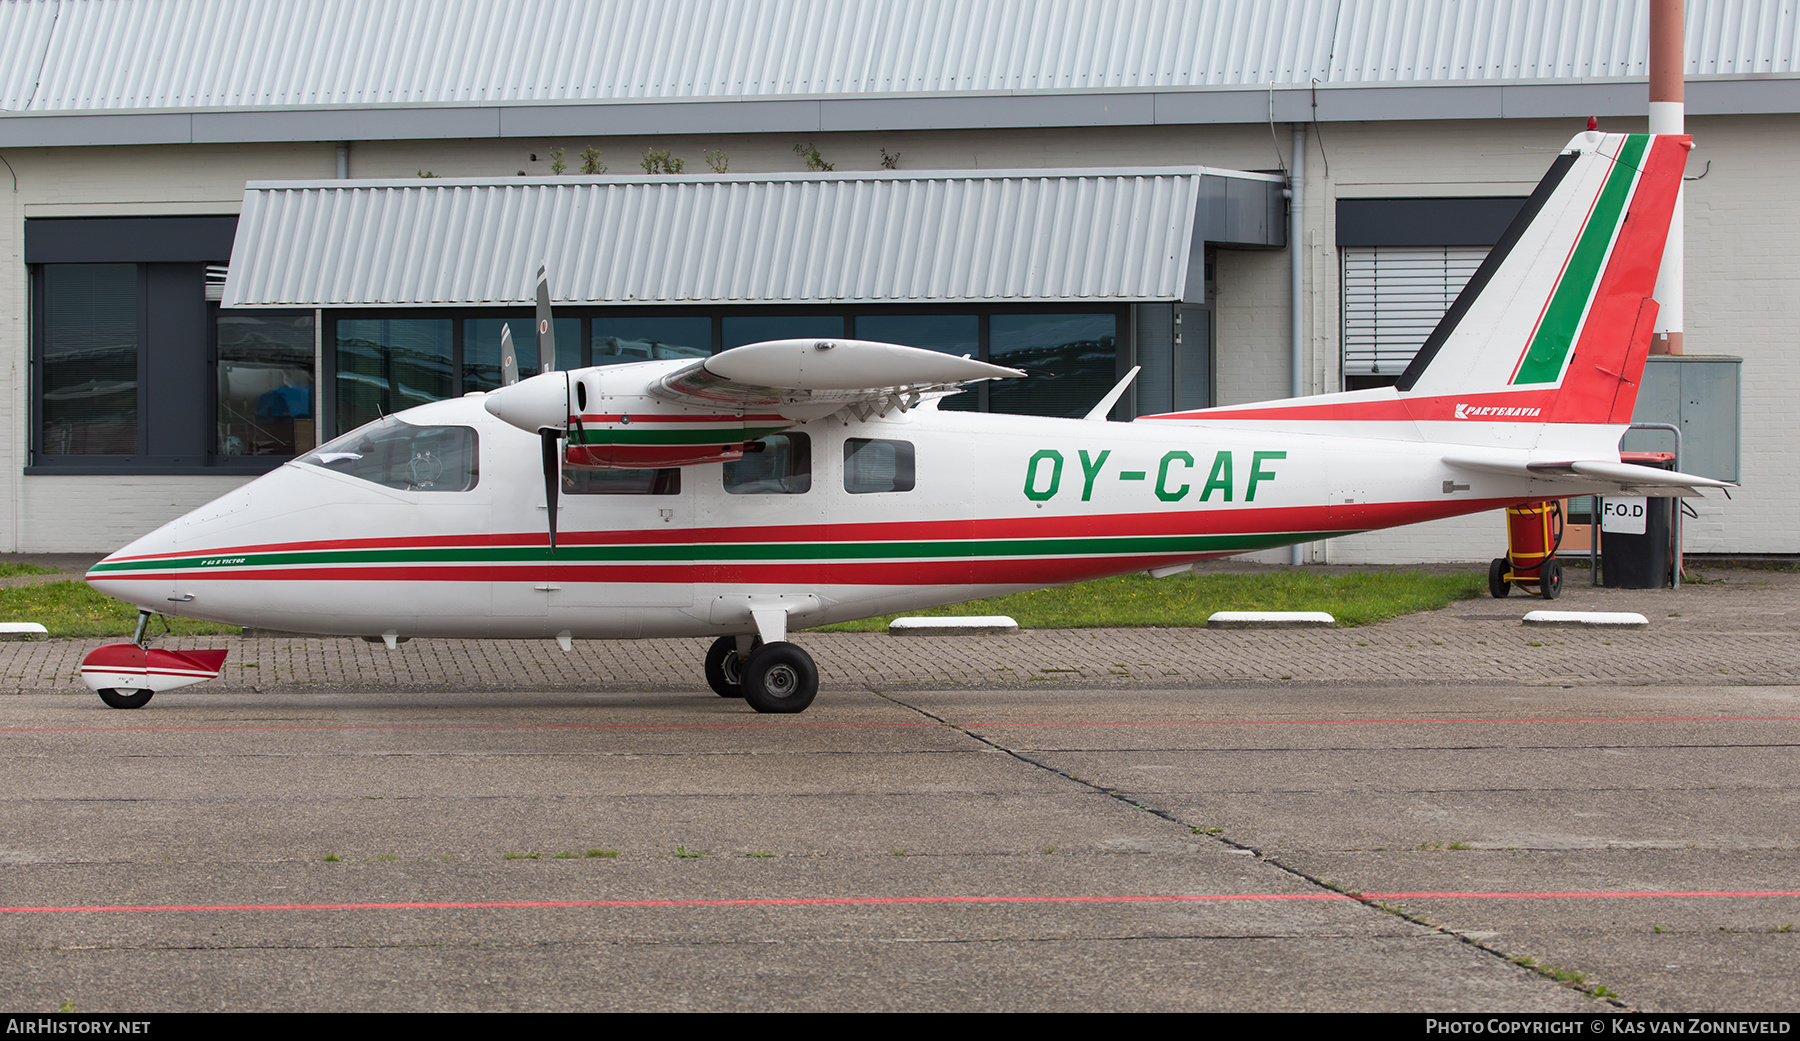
[1444,453,1735,498]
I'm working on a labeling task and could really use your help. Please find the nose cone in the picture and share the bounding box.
[484,370,569,433]
[85,521,181,610]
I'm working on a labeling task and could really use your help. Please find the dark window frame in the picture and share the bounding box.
[321,303,1132,439]
[29,262,303,476]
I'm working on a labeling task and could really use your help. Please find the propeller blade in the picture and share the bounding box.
[541,427,560,554]
[500,323,519,387]
[536,262,557,374]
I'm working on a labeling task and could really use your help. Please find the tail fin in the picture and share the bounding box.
[1145,131,1689,431]
[1397,130,1688,424]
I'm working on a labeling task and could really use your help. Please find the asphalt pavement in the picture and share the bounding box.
[1,563,1795,1012]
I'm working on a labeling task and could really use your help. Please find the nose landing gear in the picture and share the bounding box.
[80,609,229,709]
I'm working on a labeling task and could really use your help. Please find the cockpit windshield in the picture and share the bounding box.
[298,416,479,492]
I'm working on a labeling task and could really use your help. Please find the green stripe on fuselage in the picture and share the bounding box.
[1511,134,1647,386]
[88,530,1342,573]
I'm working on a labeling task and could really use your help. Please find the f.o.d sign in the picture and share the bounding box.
[1601,496,1649,535]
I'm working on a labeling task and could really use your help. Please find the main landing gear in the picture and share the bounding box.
[704,634,819,714]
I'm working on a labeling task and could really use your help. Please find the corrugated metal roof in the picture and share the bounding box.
[223,168,1282,307]
[4,0,1794,113]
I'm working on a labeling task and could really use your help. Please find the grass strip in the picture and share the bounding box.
[0,581,239,638]
[0,563,61,578]
[2,569,1487,639]
[812,568,1487,631]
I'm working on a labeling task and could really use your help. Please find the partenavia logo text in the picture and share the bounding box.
[1454,403,1543,420]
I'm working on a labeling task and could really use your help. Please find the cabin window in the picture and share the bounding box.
[565,468,681,495]
[724,433,811,494]
[843,438,915,494]
[299,416,479,492]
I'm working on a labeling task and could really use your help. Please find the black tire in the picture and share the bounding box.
[740,642,818,715]
[704,635,760,698]
[97,688,154,710]
[1488,558,1512,598]
[1540,558,1563,600]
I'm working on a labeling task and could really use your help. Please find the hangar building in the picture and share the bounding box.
[1,0,1792,562]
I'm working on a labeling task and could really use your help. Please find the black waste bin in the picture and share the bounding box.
[1601,495,1672,588]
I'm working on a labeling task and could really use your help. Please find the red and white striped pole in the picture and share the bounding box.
[1649,0,1685,355]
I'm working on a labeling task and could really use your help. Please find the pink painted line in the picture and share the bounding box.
[5,889,1798,915]
[961,716,1800,727]
[1362,889,1800,901]
[6,716,1797,736]
[4,894,1347,913]
[0,722,941,734]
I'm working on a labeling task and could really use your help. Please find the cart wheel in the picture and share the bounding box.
[1488,558,1512,598]
[1540,559,1563,600]
[97,687,154,710]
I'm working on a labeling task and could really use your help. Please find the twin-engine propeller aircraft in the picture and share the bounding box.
[83,129,1731,713]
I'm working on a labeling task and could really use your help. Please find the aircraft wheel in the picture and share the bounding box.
[1539,559,1563,600]
[740,643,818,715]
[97,688,154,710]
[1488,558,1512,598]
[704,635,760,698]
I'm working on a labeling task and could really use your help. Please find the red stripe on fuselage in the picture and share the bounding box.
[95,497,1520,579]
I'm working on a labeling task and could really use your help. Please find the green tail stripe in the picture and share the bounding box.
[1512,134,1647,386]
[89,531,1343,572]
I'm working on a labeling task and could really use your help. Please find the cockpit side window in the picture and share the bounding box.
[723,433,811,494]
[298,417,479,492]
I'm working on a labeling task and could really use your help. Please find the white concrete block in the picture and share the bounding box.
[889,616,1019,635]
[1521,610,1649,629]
[1207,611,1335,628]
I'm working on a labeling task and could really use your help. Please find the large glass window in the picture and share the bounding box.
[724,434,811,494]
[463,317,580,392]
[335,319,453,434]
[723,316,843,349]
[216,313,316,457]
[41,264,138,456]
[593,317,711,365]
[855,315,980,411]
[300,416,478,492]
[988,314,1117,419]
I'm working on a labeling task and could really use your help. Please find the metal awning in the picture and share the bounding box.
[221,167,1285,309]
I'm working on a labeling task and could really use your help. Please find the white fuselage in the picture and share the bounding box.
[87,392,1598,641]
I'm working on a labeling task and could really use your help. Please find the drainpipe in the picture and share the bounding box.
[1289,124,1306,566]
[1649,0,1683,355]
[336,142,349,179]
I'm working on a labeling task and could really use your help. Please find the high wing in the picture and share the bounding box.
[1442,452,1733,498]
[652,338,1023,417]
[483,337,1023,470]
